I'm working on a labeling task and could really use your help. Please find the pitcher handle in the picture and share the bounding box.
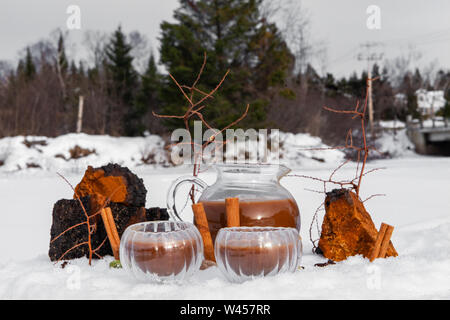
[166,175,209,221]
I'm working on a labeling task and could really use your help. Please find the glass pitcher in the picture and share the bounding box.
[166,163,300,242]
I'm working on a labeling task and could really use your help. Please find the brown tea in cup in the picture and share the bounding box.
[217,241,294,276]
[120,221,203,281]
[124,238,198,276]
[214,226,301,283]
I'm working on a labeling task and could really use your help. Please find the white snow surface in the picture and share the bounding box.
[0,133,169,173]
[0,132,347,175]
[0,155,449,299]
[375,129,416,158]
[416,89,446,111]
[378,120,406,129]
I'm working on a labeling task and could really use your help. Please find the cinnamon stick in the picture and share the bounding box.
[378,224,394,259]
[369,223,388,262]
[225,197,240,227]
[101,207,120,260]
[192,203,215,262]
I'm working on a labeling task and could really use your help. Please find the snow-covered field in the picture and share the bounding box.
[0,131,345,174]
[0,154,449,299]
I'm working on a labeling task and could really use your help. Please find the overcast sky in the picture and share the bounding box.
[1,0,449,78]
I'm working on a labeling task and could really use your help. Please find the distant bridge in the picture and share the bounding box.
[406,117,450,155]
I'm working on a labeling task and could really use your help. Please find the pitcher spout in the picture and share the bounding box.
[277,164,291,181]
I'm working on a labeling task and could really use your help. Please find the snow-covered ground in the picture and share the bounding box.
[0,154,449,299]
[0,131,345,174]
[375,128,416,158]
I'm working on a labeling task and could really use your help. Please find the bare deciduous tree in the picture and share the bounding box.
[83,30,109,68]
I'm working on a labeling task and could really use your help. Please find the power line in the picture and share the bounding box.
[382,27,450,47]
[330,45,358,64]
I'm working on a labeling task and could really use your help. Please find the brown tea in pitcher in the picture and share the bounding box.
[199,199,300,243]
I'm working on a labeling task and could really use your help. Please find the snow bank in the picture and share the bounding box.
[0,132,346,173]
[378,120,406,129]
[0,128,421,174]
[375,129,416,158]
[278,132,345,166]
[0,133,169,173]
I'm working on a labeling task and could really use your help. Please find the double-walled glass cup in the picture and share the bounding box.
[120,221,203,282]
[214,226,302,283]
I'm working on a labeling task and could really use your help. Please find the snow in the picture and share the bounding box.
[0,155,449,299]
[0,133,169,173]
[378,120,406,130]
[416,89,446,111]
[278,132,345,166]
[421,118,448,128]
[0,132,345,174]
[375,129,416,158]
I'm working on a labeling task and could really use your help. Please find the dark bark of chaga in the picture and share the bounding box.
[107,203,170,236]
[48,196,169,261]
[318,189,398,262]
[49,196,109,261]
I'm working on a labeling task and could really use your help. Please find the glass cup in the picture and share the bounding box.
[215,226,302,283]
[120,221,203,282]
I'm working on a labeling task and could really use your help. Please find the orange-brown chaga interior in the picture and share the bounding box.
[74,166,128,205]
[74,164,148,209]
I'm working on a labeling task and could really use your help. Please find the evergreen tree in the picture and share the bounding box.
[69,60,78,77]
[412,68,423,89]
[372,63,395,120]
[304,64,322,88]
[324,73,338,94]
[78,61,86,77]
[438,71,450,118]
[57,33,68,75]
[56,33,71,114]
[105,26,138,135]
[19,47,36,81]
[400,73,420,119]
[159,0,293,130]
[341,71,366,98]
[440,100,450,118]
[16,60,25,77]
[133,53,163,135]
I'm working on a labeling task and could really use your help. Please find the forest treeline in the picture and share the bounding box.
[0,0,449,144]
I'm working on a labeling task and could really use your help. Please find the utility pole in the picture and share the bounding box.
[357,42,383,137]
[76,95,84,133]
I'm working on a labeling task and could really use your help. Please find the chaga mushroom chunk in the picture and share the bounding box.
[49,196,170,261]
[49,164,171,262]
[318,188,397,261]
[74,163,147,208]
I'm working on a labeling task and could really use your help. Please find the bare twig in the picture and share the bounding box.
[153,53,250,204]
[292,78,386,251]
